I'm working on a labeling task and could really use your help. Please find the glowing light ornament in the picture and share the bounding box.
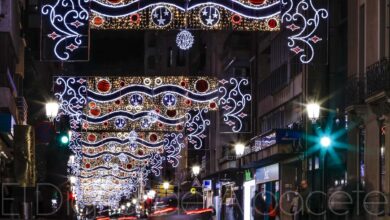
[282,0,328,63]
[176,30,194,50]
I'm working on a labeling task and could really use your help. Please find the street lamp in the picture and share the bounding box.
[163,181,170,197]
[45,102,59,122]
[234,143,246,157]
[192,165,201,176]
[306,102,320,123]
[234,143,245,220]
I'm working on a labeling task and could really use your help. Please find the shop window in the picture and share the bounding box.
[314,156,320,170]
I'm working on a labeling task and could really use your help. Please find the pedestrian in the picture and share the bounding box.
[298,180,311,220]
[328,183,349,220]
[252,190,266,220]
[290,187,300,220]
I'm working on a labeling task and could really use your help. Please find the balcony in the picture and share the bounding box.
[365,59,390,98]
[345,76,365,107]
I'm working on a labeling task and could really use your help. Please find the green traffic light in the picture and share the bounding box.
[320,136,331,148]
[60,135,69,144]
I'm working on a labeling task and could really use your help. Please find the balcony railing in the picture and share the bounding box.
[366,59,390,98]
[345,76,365,107]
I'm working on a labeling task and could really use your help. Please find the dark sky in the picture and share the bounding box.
[64,30,145,75]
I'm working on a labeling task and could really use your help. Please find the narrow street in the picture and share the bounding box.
[0,0,389,219]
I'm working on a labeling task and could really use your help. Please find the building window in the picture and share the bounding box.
[358,126,365,186]
[167,47,173,67]
[177,50,186,66]
[147,56,156,70]
[379,122,386,192]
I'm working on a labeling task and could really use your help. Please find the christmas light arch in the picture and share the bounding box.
[55,76,251,207]
[41,0,328,63]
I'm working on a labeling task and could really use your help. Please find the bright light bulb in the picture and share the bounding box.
[163,181,170,190]
[320,136,331,148]
[45,102,59,121]
[69,176,76,184]
[61,135,69,144]
[307,103,320,122]
[235,143,245,157]
[192,165,201,176]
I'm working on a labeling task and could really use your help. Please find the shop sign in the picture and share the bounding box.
[203,180,212,191]
[244,170,252,182]
[255,163,279,184]
[252,129,301,152]
[0,113,15,135]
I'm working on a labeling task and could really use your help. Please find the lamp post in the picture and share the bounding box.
[234,143,245,220]
[45,102,59,122]
[320,135,331,220]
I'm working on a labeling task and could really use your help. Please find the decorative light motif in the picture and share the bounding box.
[54,76,251,207]
[218,78,252,132]
[176,30,194,50]
[41,0,90,61]
[89,0,281,30]
[151,6,173,27]
[199,6,221,27]
[282,0,328,63]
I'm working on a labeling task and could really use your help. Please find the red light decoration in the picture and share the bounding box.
[92,16,104,26]
[195,79,209,93]
[97,79,111,93]
[231,14,242,24]
[107,0,122,4]
[130,14,141,24]
[249,0,266,5]
[149,133,158,142]
[87,134,97,142]
[89,107,101,117]
[267,18,278,29]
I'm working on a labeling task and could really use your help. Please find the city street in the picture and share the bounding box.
[0,0,389,219]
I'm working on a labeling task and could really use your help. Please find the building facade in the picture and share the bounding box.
[346,0,390,219]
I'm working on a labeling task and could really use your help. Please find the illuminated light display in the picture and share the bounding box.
[55,76,251,207]
[89,0,281,30]
[41,0,90,61]
[282,0,328,63]
[176,30,195,50]
[41,0,327,63]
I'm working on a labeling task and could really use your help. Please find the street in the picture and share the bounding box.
[0,0,389,219]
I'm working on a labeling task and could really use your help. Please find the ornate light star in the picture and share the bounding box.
[206,18,214,25]
[157,18,166,25]
[176,30,194,50]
